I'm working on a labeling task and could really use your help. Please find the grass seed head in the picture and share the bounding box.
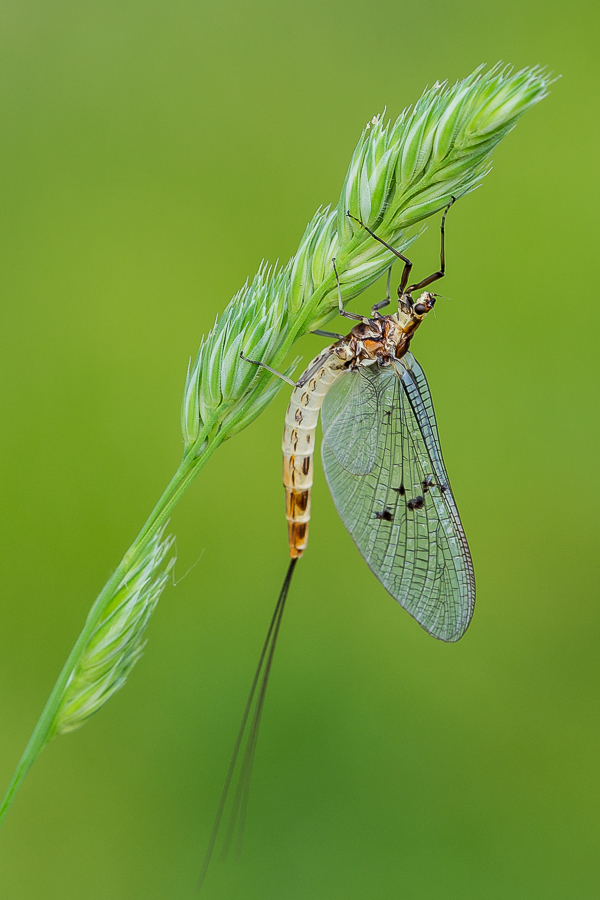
[52,528,175,736]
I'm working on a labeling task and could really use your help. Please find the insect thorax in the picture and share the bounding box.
[341,293,433,369]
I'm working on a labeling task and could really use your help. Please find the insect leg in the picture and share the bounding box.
[371,266,392,316]
[347,211,414,294]
[332,259,368,322]
[404,197,456,294]
[311,329,345,339]
[239,352,298,386]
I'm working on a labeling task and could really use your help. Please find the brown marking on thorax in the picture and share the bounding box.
[336,310,423,370]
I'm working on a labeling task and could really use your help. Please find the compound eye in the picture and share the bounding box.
[414,302,427,315]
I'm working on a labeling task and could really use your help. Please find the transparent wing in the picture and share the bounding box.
[321,353,475,642]
[321,366,380,476]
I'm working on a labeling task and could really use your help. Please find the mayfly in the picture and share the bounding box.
[199,200,475,885]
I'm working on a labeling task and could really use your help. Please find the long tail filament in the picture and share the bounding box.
[198,558,298,889]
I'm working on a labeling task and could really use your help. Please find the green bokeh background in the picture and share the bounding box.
[0,1,598,897]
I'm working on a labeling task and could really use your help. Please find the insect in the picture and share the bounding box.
[199,199,474,884]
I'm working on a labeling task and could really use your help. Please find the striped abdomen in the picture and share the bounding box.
[282,348,347,558]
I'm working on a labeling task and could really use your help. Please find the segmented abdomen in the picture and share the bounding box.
[282,348,347,558]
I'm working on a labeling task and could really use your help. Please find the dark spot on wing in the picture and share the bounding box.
[407,496,425,511]
[422,475,434,493]
[392,483,406,496]
[374,509,394,522]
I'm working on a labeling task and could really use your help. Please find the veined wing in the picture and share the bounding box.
[321,353,475,642]
[321,363,380,476]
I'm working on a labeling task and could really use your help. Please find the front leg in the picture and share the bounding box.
[347,211,414,294]
[404,197,455,294]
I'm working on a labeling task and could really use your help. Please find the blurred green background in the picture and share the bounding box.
[0,1,598,897]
